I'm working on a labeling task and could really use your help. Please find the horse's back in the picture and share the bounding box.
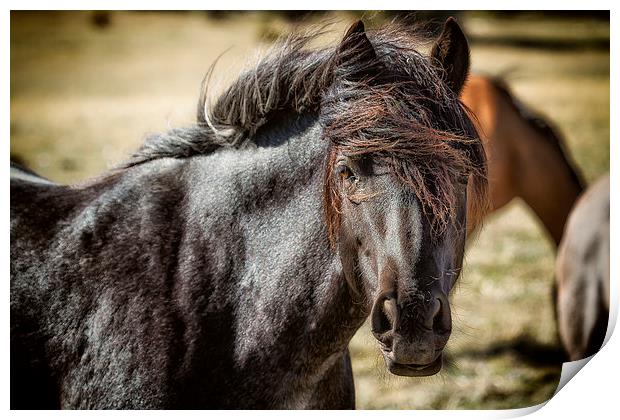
[10,159,194,408]
[11,161,65,286]
[10,161,65,231]
[11,161,55,184]
[10,163,65,408]
[10,162,76,278]
[556,174,609,360]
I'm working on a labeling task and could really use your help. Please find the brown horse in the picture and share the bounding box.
[555,174,609,361]
[462,74,585,245]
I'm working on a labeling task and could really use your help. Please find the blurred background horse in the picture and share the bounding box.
[555,175,609,361]
[464,75,610,364]
[462,74,585,245]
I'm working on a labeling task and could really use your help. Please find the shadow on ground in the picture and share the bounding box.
[448,333,566,368]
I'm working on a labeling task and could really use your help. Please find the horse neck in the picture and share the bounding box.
[463,76,584,247]
[186,114,367,364]
[511,123,584,246]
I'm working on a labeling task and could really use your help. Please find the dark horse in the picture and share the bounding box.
[11,19,487,409]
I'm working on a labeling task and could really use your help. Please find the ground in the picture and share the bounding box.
[10,11,610,409]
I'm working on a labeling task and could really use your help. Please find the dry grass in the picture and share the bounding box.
[10,11,609,409]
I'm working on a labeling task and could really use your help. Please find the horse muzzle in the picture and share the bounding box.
[370,288,451,377]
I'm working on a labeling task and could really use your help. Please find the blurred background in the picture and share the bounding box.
[10,10,610,409]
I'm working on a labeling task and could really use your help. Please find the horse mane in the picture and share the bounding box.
[489,76,586,191]
[121,29,343,167]
[122,22,488,242]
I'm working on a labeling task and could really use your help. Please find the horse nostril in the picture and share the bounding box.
[432,296,451,334]
[383,298,398,326]
[421,298,441,330]
[371,292,397,339]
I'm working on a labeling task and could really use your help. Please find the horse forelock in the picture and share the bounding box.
[321,86,488,245]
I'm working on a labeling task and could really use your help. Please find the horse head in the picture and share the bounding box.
[324,18,487,376]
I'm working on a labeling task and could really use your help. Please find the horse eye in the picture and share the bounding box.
[339,166,356,182]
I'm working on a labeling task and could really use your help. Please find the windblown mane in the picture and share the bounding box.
[123,23,488,242]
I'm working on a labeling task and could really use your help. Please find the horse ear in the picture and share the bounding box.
[430,17,470,95]
[336,20,377,77]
